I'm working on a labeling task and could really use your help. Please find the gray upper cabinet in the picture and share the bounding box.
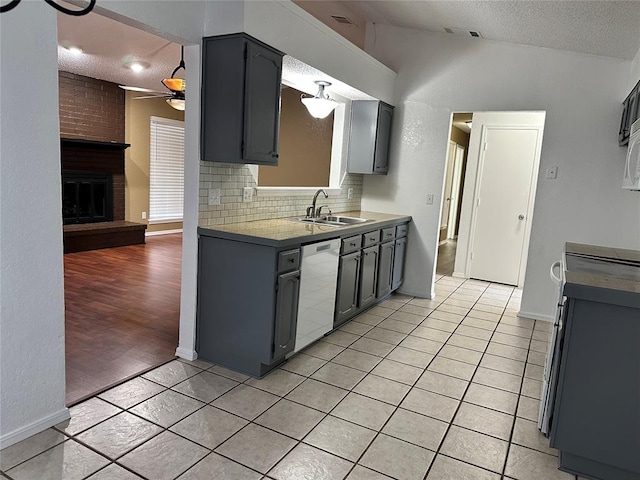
[348,100,394,174]
[201,33,283,165]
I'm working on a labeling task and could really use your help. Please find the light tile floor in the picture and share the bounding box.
[1,276,584,480]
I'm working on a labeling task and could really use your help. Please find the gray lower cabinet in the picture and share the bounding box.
[335,251,361,326]
[273,270,300,360]
[549,292,640,479]
[196,235,299,377]
[392,236,407,290]
[359,245,379,309]
[377,240,395,299]
[201,33,283,165]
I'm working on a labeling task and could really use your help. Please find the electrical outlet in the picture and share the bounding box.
[426,194,434,205]
[208,188,221,206]
[243,187,253,203]
[347,188,353,200]
[141,211,147,220]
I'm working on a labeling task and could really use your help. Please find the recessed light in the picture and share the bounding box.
[125,61,150,73]
[61,44,83,55]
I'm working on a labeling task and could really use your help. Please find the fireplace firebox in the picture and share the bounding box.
[62,172,113,225]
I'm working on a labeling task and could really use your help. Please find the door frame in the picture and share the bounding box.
[447,144,465,239]
[464,124,544,287]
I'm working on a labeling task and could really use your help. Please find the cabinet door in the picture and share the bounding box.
[359,245,379,309]
[374,103,393,174]
[244,40,282,165]
[392,237,407,290]
[376,241,394,299]
[335,251,361,326]
[272,270,300,360]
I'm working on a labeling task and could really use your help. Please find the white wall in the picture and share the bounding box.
[0,2,69,447]
[361,25,639,320]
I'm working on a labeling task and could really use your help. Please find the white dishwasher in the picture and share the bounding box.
[292,238,341,353]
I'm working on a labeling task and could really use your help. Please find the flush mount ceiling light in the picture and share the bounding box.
[301,81,338,119]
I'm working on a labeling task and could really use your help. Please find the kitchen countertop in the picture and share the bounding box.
[564,242,640,297]
[198,210,412,248]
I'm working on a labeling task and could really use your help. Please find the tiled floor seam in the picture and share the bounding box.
[489,287,531,480]
[421,278,507,479]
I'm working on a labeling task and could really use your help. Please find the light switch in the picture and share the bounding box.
[546,166,558,179]
[426,194,434,205]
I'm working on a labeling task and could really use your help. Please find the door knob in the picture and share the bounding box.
[518,214,525,220]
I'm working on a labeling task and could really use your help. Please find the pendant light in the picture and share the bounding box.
[301,81,338,119]
[162,46,186,111]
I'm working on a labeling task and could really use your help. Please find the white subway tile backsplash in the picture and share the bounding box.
[198,162,364,228]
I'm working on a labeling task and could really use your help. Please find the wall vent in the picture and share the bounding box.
[443,26,483,38]
[331,15,358,26]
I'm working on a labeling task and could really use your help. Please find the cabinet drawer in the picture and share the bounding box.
[395,224,408,238]
[363,230,381,247]
[278,249,300,273]
[381,227,395,242]
[341,235,362,255]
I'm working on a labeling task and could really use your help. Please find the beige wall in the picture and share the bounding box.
[125,91,185,231]
[259,86,333,187]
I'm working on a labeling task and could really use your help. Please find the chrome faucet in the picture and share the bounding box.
[306,189,328,218]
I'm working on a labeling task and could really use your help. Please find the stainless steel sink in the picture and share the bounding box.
[291,215,371,227]
[324,216,370,224]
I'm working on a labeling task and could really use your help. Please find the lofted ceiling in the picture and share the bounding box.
[295,0,640,60]
[56,1,640,99]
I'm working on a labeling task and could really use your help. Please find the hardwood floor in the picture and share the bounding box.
[436,239,457,276]
[64,234,182,405]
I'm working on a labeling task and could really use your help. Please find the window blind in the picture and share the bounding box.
[149,116,185,223]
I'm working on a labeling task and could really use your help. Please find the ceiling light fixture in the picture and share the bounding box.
[127,61,149,73]
[66,46,83,55]
[301,81,338,119]
[162,46,186,111]
[1,0,96,15]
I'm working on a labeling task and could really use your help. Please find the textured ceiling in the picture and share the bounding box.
[57,1,640,99]
[56,9,373,101]
[57,11,182,93]
[332,0,640,60]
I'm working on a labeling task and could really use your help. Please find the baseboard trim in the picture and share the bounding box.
[518,310,554,322]
[146,229,183,237]
[0,407,70,449]
[175,346,197,361]
[397,287,435,300]
[452,271,466,279]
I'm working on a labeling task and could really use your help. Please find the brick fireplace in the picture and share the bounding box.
[58,72,146,253]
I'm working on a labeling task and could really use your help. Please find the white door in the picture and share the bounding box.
[440,141,456,231]
[469,127,539,285]
[447,145,465,239]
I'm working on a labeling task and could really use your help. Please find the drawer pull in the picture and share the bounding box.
[350,242,356,247]
[288,258,295,263]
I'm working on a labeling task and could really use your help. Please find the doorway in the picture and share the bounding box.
[440,111,546,287]
[437,113,471,275]
[58,11,185,404]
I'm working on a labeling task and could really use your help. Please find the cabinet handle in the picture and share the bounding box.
[288,258,294,263]
[350,242,356,247]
